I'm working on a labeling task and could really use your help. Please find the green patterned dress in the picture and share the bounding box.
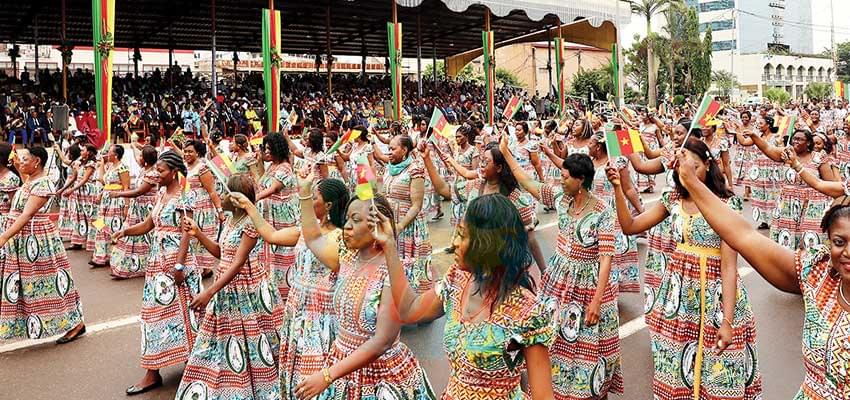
[256,161,300,301]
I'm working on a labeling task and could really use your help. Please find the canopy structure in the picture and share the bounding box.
[0,0,626,60]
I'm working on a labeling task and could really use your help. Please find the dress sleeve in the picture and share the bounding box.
[409,160,425,180]
[660,190,675,213]
[142,169,160,186]
[29,178,53,198]
[117,164,129,175]
[273,165,297,189]
[539,182,563,209]
[509,295,555,349]
[795,245,831,294]
[242,220,259,239]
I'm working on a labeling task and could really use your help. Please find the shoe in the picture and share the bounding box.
[125,378,163,396]
[65,245,82,251]
[757,223,769,230]
[56,325,86,344]
[430,212,444,221]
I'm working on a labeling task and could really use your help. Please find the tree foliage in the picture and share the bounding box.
[764,87,791,104]
[660,2,711,98]
[836,41,850,82]
[805,82,832,101]
[423,61,478,82]
[570,67,610,102]
[711,70,739,99]
[628,0,680,107]
[496,68,524,88]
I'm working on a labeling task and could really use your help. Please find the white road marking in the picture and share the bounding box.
[0,314,140,354]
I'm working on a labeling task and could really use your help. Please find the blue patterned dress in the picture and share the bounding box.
[256,161,300,301]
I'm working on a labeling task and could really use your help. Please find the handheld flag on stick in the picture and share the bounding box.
[775,115,798,138]
[327,129,363,154]
[211,154,235,175]
[250,133,264,147]
[502,96,523,121]
[604,129,644,158]
[205,159,233,194]
[354,154,376,201]
[428,108,458,140]
[692,93,723,130]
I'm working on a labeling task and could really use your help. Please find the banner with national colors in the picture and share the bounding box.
[835,81,850,101]
[262,8,282,133]
[502,96,523,120]
[774,114,798,138]
[554,36,566,118]
[327,129,362,154]
[92,0,115,149]
[604,129,644,157]
[354,154,376,201]
[692,93,723,130]
[428,107,458,139]
[482,30,496,125]
[387,22,403,121]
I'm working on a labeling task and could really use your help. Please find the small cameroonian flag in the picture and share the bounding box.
[835,81,845,99]
[327,129,362,154]
[8,136,15,162]
[211,153,235,175]
[692,93,723,130]
[428,107,457,139]
[605,129,644,157]
[249,133,264,146]
[502,96,523,120]
[354,154,376,201]
[775,114,798,138]
[205,159,232,194]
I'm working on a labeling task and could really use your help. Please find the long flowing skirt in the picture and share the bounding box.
[110,195,156,278]
[69,182,100,248]
[0,214,84,339]
[91,194,126,264]
[190,191,220,274]
[770,186,830,250]
[257,194,299,302]
[397,214,433,294]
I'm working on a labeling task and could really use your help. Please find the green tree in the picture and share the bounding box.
[495,67,524,88]
[571,67,609,102]
[423,60,445,81]
[628,0,679,108]
[711,70,739,99]
[805,82,832,101]
[764,87,791,104]
[661,2,710,98]
[836,41,850,82]
[624,33,671,103]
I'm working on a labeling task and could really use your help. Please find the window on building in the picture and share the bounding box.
[712,40,737,51]
[700,0,735,12]
[700,19,735,32]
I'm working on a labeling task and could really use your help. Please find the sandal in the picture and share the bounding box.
[56,324,86,344]
[125,378,163,396]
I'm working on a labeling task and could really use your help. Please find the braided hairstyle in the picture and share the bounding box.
[318,178,350,228]
[158,150,187,177]
[821,195,850,232]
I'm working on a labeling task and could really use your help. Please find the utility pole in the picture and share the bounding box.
[831,0,837,78]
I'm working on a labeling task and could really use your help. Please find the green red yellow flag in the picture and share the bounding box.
[327,129,362,154]
[835,81,845,99]
[774,115,798,138]
[210,154,234,176]
[482,30,496,126]
[8,136,15,162]
[262,8,282,133]
[692,93,723,130]
[604,129,644,157]
[428,108,458,139]
[205,159,233,194]
[92,0,115,149]
[502,96,523,121]
[354,154,376,201]
[387,22,403,121]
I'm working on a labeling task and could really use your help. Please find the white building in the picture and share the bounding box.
[712,52,833,99]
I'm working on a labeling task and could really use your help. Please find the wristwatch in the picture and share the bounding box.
[175,263,185,272]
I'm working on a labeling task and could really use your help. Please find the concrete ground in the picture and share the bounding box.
[0,189,805,400]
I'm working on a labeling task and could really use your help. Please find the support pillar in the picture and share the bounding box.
[61,0,68,101]
[417,14,422,99]
[547,27,552,95]
[432,42,437,88]
[34,16,39,86]
[326,4,332,96]
[211,0,218,98]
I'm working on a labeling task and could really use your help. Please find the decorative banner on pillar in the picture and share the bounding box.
[482,30,495,125]
[610,43,619,99]
[554,36,566,118]
[92,0,115,149]
[386,22,403,121]
[262,8,282,133]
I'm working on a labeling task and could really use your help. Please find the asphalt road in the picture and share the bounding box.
[0,189,806,400]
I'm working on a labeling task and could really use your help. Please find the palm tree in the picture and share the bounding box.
[629,0,679,107]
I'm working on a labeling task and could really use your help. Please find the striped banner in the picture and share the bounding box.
[482,30,495,125]
[387,22,403,121]
[554,36,566,118]
[92,0,115,148]
[262,8,282,133]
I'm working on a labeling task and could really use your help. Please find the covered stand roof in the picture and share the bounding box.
[0,0,625,63]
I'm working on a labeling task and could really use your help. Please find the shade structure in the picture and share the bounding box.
[0,0,625,61]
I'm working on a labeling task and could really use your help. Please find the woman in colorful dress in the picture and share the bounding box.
[340,126,374,192]
[675,153,850,399]
[501,137,622,400]
[748,128,836,250]
[229,134,257,176]
[109,145,160,279]
[112,151,203,396]
[733,116,782,229]
[610,138,762,399]
[292,190,434,400]
[176,173,284,400]
[89,144,130,268]
[256,132,299,301]
[54,144,80,239]
[184,139,225,274]
[637,112,663,193]
[229,177,349,400]
[731,110,758,198]
[566,118,593,156]
[383,193,555,399]
[1,146,86,345]
[0,143,21,230]
[446,125,478,253]
[288,128,329,179]
[382,134,432,294]
[63,143,99,251]
[588,132,644,294]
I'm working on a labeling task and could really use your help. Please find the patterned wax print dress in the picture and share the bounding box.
[232,155,253,175]
[732,124,759,186]
[511,138,540,222]
[0,176,84,340]
[637,124,660,192]
[91,163,129,265]
[593,156,642,294]
[643,145,679,318]
[111,167,159,278]
[176,218,283,400]
[746,135,783,226]
[280,229,347,400]
[256,161,299,301]
[450,146,478,227]
[649,193,762,399]
[69,160,101,249]
[437,265,554,400]
[0,170,21,230]
[793,245,850,399]
[84,165,106,252]
[424,138,452,218]
[467,181,536,231]
[538,183,622,399]
[835,130,850,182]
[57,162,78,239]
[187,162,221,273]
[139,191,203,370]
[770,153,832,251]
[317,255,435,400]
[383,157,433,293]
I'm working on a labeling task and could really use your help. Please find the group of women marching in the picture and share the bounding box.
[1,100,850,400]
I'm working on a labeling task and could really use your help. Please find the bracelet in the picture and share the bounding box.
[722,316,734,327]
[321,367,333,385]
[298,193,312,201]
[793,164,803,173]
